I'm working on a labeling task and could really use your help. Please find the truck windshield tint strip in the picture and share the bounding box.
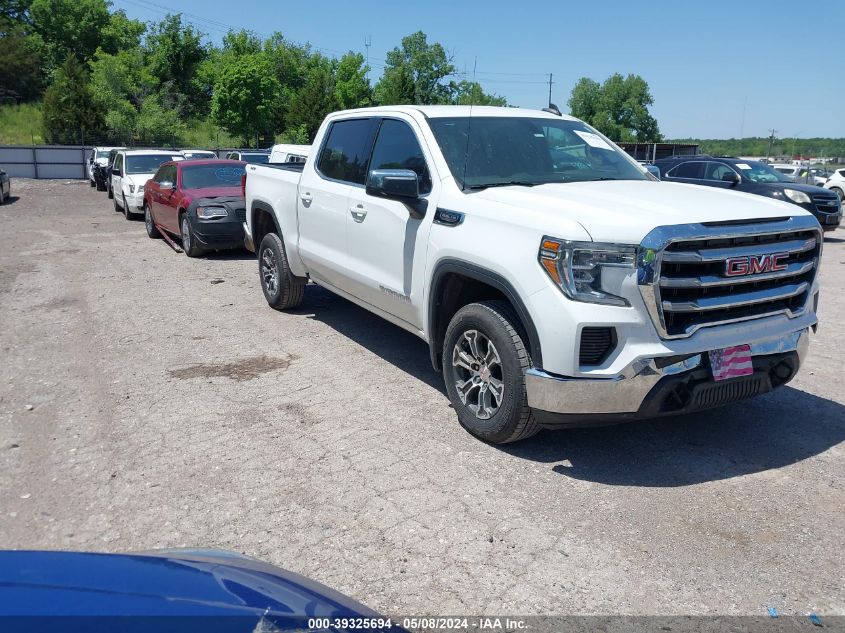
[428,117,646,189]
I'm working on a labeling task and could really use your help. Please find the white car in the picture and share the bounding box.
[243,105,820,444]
[770,163,827,186]
[181,150,217,160]
[111,150,184,219]
[88,146,123,189]
[824,167,845,200]
[225,150,270,164]
[269,144,310,164]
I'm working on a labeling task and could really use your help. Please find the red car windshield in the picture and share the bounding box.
[181,165,246,190]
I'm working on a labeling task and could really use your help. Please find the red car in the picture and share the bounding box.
[143,159,247,257]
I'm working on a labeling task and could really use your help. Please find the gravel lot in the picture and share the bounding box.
[1,179,843,617]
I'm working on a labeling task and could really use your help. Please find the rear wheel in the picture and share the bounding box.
[831,187,844,201]
[442,300,539,444]
[144,204,161,239]
[258,232,306,310]
[181,214,203,258]
[122,194,136,220]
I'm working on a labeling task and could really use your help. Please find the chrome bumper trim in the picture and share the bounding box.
[525,328,809,415]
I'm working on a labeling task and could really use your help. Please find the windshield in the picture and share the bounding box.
[428,116,646,189]
[181,164,245,190]
[739,162,793,183]
[126,155,179,174]
[183,152,215,160]
[241,154,269,164]
[96,150,110,159]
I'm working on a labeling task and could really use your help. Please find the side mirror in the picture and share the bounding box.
[160,181,175,190]
[112,168,122,177]
[366,169,420,200]
[645,165,661,180]
[721,171,739,185]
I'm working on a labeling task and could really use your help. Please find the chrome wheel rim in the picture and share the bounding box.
[452,329,504,420]
[181,218,191,252]
[261,247,279,295]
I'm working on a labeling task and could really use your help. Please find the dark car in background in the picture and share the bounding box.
[653,155,842,231]
[0,549,405,633]
[102,148,122,198]
[0,168,9,204]
[143,159,247,257]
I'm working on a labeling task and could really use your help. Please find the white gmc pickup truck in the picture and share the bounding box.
[244,106,821,443]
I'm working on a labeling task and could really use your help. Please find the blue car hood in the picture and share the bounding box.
[0,549,399,632]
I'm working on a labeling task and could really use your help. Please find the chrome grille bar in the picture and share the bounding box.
[662,237,816,263]
[662,281,809,313]
[659,259,816,288]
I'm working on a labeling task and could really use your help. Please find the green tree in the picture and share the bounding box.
[135,94,184,145]
[89,47,153,141]
[333,51,371,110]
[144,14,208,118]
[286,56,337,141]
[449,80,506,106]
[0,27,45,101]
[568,73,661,142]
[30,0,110,67]
[41,54,103,143]
[100,9,145,56]
[375,31,454,105]
[211,52,281,145]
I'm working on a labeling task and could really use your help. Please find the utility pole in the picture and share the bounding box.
[364,35,371,83]
[766,129,777,160]
[548,73,554,108]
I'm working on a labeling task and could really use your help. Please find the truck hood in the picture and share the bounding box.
[472,180,808,244]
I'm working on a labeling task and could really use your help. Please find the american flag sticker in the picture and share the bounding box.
[708,344,754,381]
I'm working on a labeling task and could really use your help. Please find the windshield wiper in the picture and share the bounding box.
[465,181,540,191]
[589,177,619,181]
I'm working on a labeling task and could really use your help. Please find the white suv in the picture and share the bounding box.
[824,168,845,200]
[111,150,183,219]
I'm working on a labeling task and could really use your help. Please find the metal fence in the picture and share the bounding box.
[0,145,238,179]
[0,145,93,179]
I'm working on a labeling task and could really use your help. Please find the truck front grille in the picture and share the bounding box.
[638,217,821,339]
[812,193,841,215]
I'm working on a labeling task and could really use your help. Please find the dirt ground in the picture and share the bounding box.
[1,178,843,617]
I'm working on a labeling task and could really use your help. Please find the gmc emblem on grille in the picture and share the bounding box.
[725,253,789,277]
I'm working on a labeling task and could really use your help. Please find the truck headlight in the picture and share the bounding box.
[196,206,228,219]
[784,189,811,204]
[539,237,635,306]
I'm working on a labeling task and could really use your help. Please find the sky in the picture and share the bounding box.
[112,0,845,139]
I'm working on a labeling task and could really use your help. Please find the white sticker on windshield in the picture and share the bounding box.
[574,130,614,151]
[736,163,751,170]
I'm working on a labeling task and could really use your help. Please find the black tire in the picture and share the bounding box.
[107,182,113,199]
[122,194,135,220]
[114,191,121,212]
[442,300,540,444]
[258,232,306,310]
[144,204,161,239]
[89,178,95,187]
[180,213,203,258]
[96,179,106,192]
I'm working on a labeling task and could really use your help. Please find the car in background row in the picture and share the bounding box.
[143,159,246,257]
[824,167,845,200]
[0,549,405,633]
[269,143,310,164]
[0,168,10,204]
[182,149,217,160]
[88,146,123,189]
[225,149,270,164]
[653,155,842,231]
[111,150,184,219]
[770,163,829,186]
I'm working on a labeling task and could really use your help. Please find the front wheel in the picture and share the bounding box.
[258,232,306,310]
[181,214,203,258]
[831,187,844,202]
[442,300,539,444]
[144,204,161,239]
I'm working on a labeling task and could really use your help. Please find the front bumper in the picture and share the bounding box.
[189,215,245,251]
[526,328,809,424]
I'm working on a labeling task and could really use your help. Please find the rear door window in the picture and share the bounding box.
[317,118,378,185]
[668,161,705,179]
[703,162,737,181]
